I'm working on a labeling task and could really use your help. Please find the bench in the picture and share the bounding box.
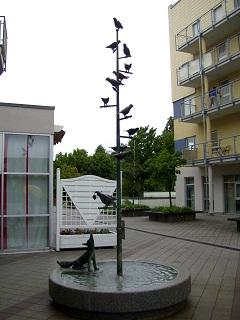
[227,218,240,232]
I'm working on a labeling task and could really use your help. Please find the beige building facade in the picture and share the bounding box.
[168,0,240,213]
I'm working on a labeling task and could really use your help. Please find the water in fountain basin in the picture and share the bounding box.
[61,261,178,289]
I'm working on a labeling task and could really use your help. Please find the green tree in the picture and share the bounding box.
[89,146,116,180]
[145,117,186,206]
[122,126,161,196]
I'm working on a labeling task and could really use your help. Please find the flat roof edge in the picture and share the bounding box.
[0,102,55,110]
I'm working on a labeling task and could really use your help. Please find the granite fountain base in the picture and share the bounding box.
[49,261,191,319]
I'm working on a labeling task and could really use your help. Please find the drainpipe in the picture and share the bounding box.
[198,25,209,214]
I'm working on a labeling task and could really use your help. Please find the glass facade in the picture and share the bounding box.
[0,133,51,251]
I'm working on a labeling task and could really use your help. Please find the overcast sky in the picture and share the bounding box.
[0,0,174,157]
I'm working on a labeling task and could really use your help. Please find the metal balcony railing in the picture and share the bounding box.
[177,32,240,86]
[180,78,240,121]
[0,16,7,75]
[175,0,240,51]
[182,134,240,164]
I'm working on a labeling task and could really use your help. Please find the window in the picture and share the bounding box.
[234,0,240,9]
[186,136,196,150]
[213,5,223,23]
[220,79,231,104]
[218,42,227,61]
[192,21,199,37]
[184,95,196,116]
[211,130,219,154]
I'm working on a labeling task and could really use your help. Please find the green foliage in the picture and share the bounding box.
[121,202,150,210]
[150,206,192,213]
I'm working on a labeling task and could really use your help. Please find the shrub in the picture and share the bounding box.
[122,202,150,210]
[150,206,192,213]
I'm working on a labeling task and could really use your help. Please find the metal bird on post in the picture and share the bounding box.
[106,77,124,88]
[110,144,128,152]
[113,150,132,160]
[93,191,116,208]
[123,44,131,57]
[113,17,123,30]
[124,63,132,73]
[120,104,133,117]
[101,97,109,106]
[124,127,139,136]
[113,71,129,81]
[106,40,121,53]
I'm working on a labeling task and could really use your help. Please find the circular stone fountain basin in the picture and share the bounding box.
[49,261,191,319]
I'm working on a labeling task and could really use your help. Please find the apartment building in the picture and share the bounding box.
[168,0,240,213]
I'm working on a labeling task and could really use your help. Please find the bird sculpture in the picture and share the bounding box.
[113,71,129,81]
[120,104,133,117]
[124,63,132,72]
[106,40,121,53]
[123,44,131,57]
[93,191,116,208]
[124,127,139,136]
[110,144,128,152]
[106,77,124,88]
[113,18,123,30]
[101,97,109,106]
[113,150,132,160]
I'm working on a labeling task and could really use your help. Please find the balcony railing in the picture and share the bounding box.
[175,0,240,53]
[0,16,7,75]
[182,134,240,164]
[177,32,240,86]
[180,78,240,122]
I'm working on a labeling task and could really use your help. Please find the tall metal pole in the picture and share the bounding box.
[116,29,123,275]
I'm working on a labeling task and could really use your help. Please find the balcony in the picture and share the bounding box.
[177,32,240,87]
[175,0,240,54]
[0,16,7,76]
[182,134,240,166]
[180,78,240,123]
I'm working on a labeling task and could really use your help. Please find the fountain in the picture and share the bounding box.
[49,18,191,319]
[49,260,190,319]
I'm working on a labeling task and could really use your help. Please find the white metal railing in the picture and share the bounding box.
[175,0,240,50]
[177,32,240,85]
[180,78,240,119]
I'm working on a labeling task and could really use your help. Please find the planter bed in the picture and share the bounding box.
[59,232,117,249]
[122,208,150,217]
[149,211,196,222]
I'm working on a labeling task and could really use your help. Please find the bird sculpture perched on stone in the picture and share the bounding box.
[113,71,129,81]
[93,191,116,208]
[120,104,133,117]
[113,17,123,30]
[124,63,132,73]
[124,127,139,136]
[101,97,109,106]
[106,40,121,53]
[106,77,124,88]
[123,44,131,57]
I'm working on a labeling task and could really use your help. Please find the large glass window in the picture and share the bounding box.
[1,133,50,251]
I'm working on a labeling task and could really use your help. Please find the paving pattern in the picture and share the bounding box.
[0,213,239,319]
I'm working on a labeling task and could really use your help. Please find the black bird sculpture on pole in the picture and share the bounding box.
[106,77,124,88]
[124,63,132,73]
[113,71,129,81]
[113,18,123,30]
[123,44,131,57]
[101,97,109,106]
[120,104,133,117]
[124,127,139,137]
[106,40,121,53]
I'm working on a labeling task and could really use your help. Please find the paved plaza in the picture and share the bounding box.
[0,213,240,320]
